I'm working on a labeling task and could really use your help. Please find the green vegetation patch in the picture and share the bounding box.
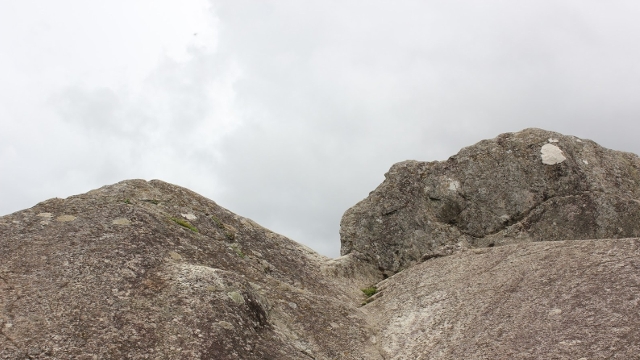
[211,215,224,228]
[171,217,198,232]
[212,215,236,241]
[361,286,378,298]
[230,243,245,258]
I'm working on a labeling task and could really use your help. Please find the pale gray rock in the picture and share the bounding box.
[340,128,640,275]
[363,238,640,359]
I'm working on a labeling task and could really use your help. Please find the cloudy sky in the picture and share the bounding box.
[2,1,640,257]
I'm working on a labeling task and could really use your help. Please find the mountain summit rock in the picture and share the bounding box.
[0,179,381,359]
[340,128,640,276]
[2,128,640,359]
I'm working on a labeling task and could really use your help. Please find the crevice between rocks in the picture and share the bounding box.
[454,190,607,240]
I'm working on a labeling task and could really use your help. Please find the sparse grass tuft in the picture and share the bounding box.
[211,215,223,227]
[171,217,198,232]
[212,215,236,241]
[230,243,245,258]
[361,286,377,298]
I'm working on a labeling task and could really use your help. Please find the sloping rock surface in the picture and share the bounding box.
[2,129,640,359]
[340,128,640,275]
[365,238,640,359]
[0,180,382,359]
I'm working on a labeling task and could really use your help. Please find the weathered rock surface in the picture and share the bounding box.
[0,180,382,359]
[340,128,640,275]
[2,128,640,359]
[365,238,640,359]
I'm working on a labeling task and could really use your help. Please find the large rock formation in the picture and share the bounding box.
[2,128,640,359]
[364,237,640,359]
[340,128,640,275]
[0,180,382,359]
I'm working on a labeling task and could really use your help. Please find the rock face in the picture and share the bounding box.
[340,128,640,276]
[2,128,640,359]
[0,180,382,359]
[365,238,640,359]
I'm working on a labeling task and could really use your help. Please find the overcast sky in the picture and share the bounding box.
[2,1,640,257]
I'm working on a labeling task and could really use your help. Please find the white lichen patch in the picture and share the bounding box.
[112,218,131,225]
[540,144,567,165]
[173,263,227,289]
[447,179,460,192]
[181,213,197,220]
[548,308,562,316]
[217,321,234,330]
[559,339,582,346]
[56,215,76,222]
[37,213,53,218]
[227,291,245,304]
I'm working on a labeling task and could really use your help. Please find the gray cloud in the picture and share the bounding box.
[2,1,640,257]
[208,1,640,255]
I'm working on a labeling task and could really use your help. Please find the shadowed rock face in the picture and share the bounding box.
[340,128,640,276]
[2,129,640,359]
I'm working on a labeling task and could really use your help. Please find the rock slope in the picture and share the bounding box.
[365,238,640,359]
[2,128,640,359]
[340,128,640,275]
[0,180,381,359]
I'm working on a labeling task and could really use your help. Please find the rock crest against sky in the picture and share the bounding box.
[3,1,640,259]
[340,128,640,275]
[2,129,640,359]
[0,179,382,359]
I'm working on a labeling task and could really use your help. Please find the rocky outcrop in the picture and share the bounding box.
[0,180,382,359]
[2,129,640,359]
[340,128,640,276]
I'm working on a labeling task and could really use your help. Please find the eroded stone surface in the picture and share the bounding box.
[363,238,640,359]
[3,128,640,359]
[0,180,382,360]
[340,128,640,275]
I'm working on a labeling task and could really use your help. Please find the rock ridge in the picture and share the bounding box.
[0,179,383,359]
[2,128,640,359]
[340,128,640,275]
